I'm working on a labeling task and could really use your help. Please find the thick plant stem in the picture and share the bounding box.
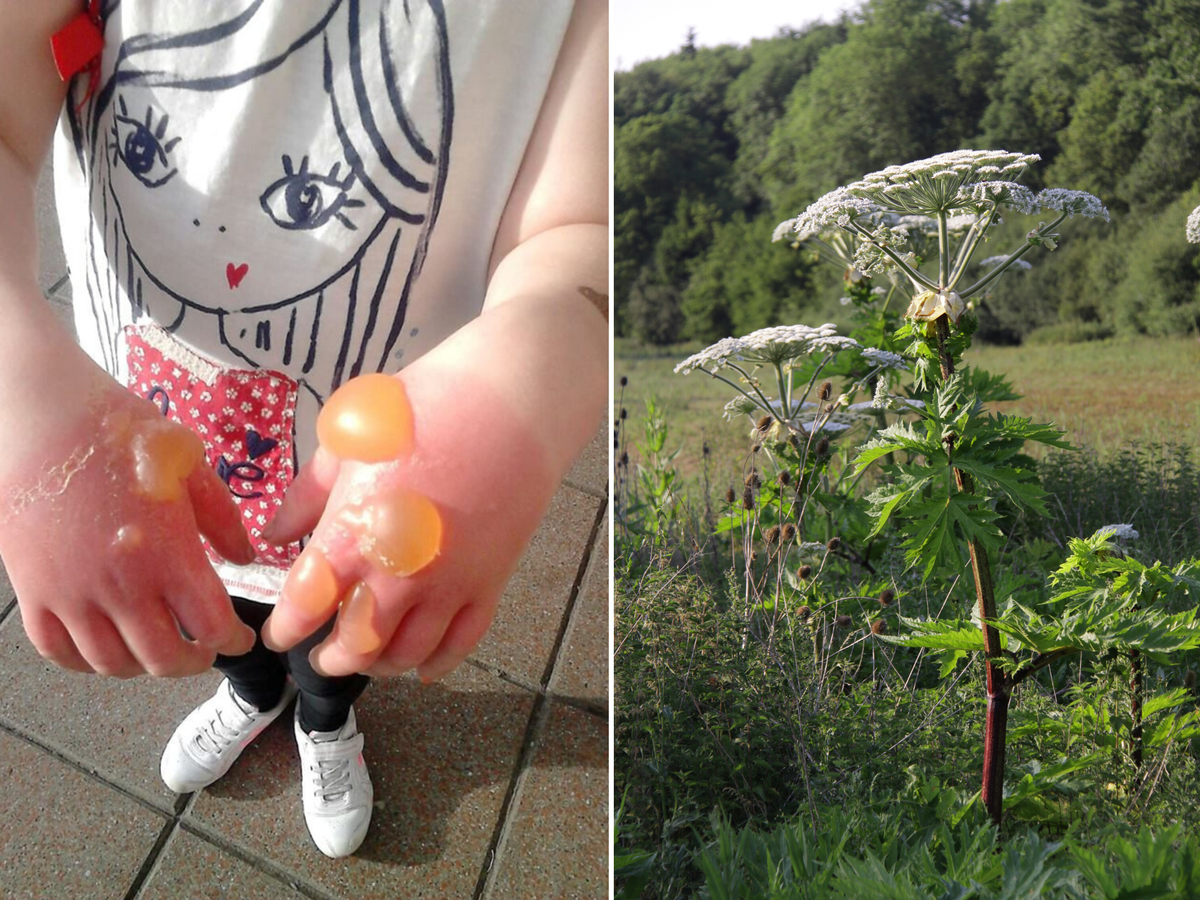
[934,317,1009,828]
[1131,648,1143,768]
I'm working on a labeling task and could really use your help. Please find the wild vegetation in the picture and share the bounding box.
[615,0,1200,347]
[614,49,1200,896]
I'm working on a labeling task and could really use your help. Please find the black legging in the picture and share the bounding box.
[215,596,369,733]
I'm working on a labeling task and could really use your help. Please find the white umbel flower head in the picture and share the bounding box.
[980,255,1032,270]
[861,347,909,371]
[1188,206,1200,243]
[848,150,1041,217]
[958,181,1039,215]
[905,289,965,325]
[1035,189,1109,221]
[774,187,881,242]
[674,337,749,375]
[1093,523,1139,542]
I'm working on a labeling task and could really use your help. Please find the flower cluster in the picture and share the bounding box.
[773,187,880,243]
[861,347,908,370]
[675,324,858,374]
[1188,206,1200,243]
[958,181,1039,216]
[848,150,1040,217]
[1093,523,1139,542]
[1034,188,1109,221]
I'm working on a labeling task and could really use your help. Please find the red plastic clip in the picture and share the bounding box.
[50,1,104,106]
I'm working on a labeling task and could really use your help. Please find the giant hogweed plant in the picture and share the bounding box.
[777,150,1200,828]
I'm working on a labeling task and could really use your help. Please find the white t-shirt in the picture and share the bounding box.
[54,0,574,602]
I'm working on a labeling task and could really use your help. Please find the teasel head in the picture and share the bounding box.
[756,414,774,434]
[619,407,628,420]
[619,376,628,387]
[826,537,842,552]
[797,604,811,620]
[818,380,832,401]
[815,437,830,458]
[798,564,813,580]
[752,442,762,454]
[781,523,797,542]
[778,469,791,487]
[742,486,755,510]
[764,524,781,545]
[725,486,736,505]
[788,433,802,452]
[744,469,761,489]
[835,614,852,629]
[871,619,887,636]
[879,588,895,607]
[620,451,629,467]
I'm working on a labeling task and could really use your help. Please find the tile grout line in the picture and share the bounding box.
[537,494,609,691]
[470,689,549,900]
[560,475,607,500]
[463,658,607,721]
[0,716,175,819]
[470,493,609,900]
[0,715,338,900]
[0,597,15,628]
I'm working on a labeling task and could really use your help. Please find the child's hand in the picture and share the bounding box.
[0,362,257,677]
[259,359,559,682]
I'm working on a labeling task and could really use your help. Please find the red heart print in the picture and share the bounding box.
[226,262,249,289]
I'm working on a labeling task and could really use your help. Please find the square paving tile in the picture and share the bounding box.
[0,729,164,900]
[474,486,603,685]
[548,515,609,713]
[565,420,609,497]
[487,702,608,900]
[187,665,534,900]
[0,612,224,810]
[36,159,67,294]
[137,829,306,900]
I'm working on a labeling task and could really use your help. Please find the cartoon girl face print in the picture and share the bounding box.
[106,31,387,314]
[75,0,452,396]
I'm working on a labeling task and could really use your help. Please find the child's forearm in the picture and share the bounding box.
[411,221,607,479]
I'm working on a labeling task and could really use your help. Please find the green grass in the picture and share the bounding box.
[615,335,1200,490]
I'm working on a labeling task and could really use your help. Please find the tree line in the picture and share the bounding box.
[615,0,1200,345]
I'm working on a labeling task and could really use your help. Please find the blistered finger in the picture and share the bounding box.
[68,611,144,678]
[308,580,387,677]
[262,546,342,652]
[365,600,453,677]
[21,608,93,674]
[168,559,256,657]
[261,447,339,546]
[114,601,215,677]
[188,463,256,565]
[410,603,494,683]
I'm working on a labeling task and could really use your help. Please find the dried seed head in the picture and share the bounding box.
[818,380,832,401]
[703,442,711,457]
[752,442,762,454]
[778,469,792,487]
[824,403,835,415]
[725,486,736,504]
[744,470,761,488]
[835,614,852,629]
[798,564,813,580]
[797,605,811,619]
[879,588,895,607]
[826,537,842,552]
[788,433,802,452]
[871,619,887,636]
[764,525,781,544]
[756,415,774,433]
[742,487,755,510]
[620,376,628,386]
[750,550,759,562]
[816,437,830,457]
[619,407,628,420]
[781,523,797,542]
[620,451,629,467]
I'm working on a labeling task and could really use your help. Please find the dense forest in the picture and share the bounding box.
[614,0,1200,345]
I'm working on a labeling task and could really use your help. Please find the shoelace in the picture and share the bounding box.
[194,710,244,755]
[312,758,352,803]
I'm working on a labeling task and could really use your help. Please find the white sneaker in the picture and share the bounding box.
[294,705,373,858]
[160,678,297,793]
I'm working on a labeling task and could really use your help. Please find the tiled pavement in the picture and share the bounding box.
[0,165,610,900]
